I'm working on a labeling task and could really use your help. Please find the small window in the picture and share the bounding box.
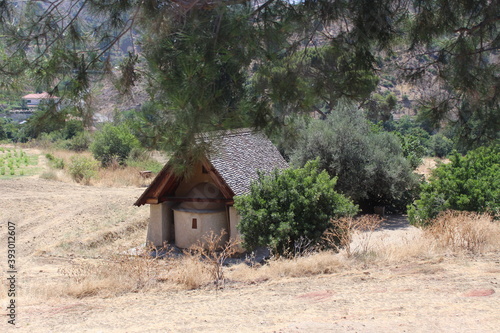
[192,218,198,229]
[202,166,208,174]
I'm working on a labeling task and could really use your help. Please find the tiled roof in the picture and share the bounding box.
[134,128,288,206]
[22,92,59,99]
[206,129,288,196]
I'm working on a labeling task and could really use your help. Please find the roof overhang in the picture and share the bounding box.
[134,157,234,206]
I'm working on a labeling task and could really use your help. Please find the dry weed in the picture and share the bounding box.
[166,255,212,290]
[360,211,500,265]
[425,211,500,253]
[324,215,383,257]
[96,165,148,187]
[57,248,166,298]
[51,149,93,164]
[228,251,344,283]
[189,230,240,290]
[40,170,60,181]
[361,229,432,263]
[57,248,218,296]
[267,251,344,277]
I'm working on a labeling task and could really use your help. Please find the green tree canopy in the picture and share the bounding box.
[408,144,500,226]
[290,104,420,212]
[90,123,140,166]
[0,1,498,154]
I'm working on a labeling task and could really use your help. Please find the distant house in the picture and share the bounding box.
[22,92,59,109]
[134,129,289,249]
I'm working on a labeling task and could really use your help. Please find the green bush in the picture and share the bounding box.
[396,133,427,169]
[45,153,65,169]
[125,148,163,173]
[90,124,140,166]
[60,119,84,140]
[21,105,67,140]
[291,105,420,212]
[408,144,500,226]
[68,156,99,185]
[63,131,92,152]
[429,133,453,158]
[234,159,358,256]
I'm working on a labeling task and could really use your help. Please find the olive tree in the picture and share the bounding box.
[290,104,420,212]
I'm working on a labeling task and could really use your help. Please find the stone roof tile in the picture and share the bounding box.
[206,129,288,195]
[134,128,288,206]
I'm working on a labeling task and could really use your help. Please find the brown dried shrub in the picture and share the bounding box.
[323,215,383,257]
[425,211,500,253]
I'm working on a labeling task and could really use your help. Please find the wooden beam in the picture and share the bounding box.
[201,159,234,199]
[159,197,234,204]
[145,198,159,204]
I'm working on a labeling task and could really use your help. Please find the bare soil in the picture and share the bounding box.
[1,152,499,332]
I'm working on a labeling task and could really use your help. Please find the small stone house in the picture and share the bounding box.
[134,129,288,249]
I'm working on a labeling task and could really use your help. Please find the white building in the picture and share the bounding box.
[22,92,59,109]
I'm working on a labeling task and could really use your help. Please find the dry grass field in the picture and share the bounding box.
[1,148,499,332]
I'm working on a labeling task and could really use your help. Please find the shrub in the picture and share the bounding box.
[45,153,65,169]
[60,119,84,140]
[20,105,66,140]
[291,105,420,212]
[125,148,163,173]
[68,155,99,185]
[429,133,453,158]
[64,131,92,152]
[234,159,358,256]
[395,133,427,169]
[408,144,500,226]
[90,124,140,166]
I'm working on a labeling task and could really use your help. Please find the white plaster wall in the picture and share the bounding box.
[174,162,213,197]
[147,202,174,247]
[173,210,228,248]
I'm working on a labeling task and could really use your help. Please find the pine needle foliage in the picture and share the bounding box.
[0,0,498,151]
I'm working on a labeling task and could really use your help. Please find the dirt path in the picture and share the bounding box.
[7,254,500,333]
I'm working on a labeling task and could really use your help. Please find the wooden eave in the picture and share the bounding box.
[201,158,235,199]
[134,164,180,206]
[158,197,234,205]
[134,157,235,206]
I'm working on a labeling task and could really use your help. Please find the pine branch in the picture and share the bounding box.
[253,0,275,15]
[83,3,142,73]
[31,0,89,65]
[454,16,500,35]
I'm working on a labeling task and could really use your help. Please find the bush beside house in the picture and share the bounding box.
[234,159,358,256]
